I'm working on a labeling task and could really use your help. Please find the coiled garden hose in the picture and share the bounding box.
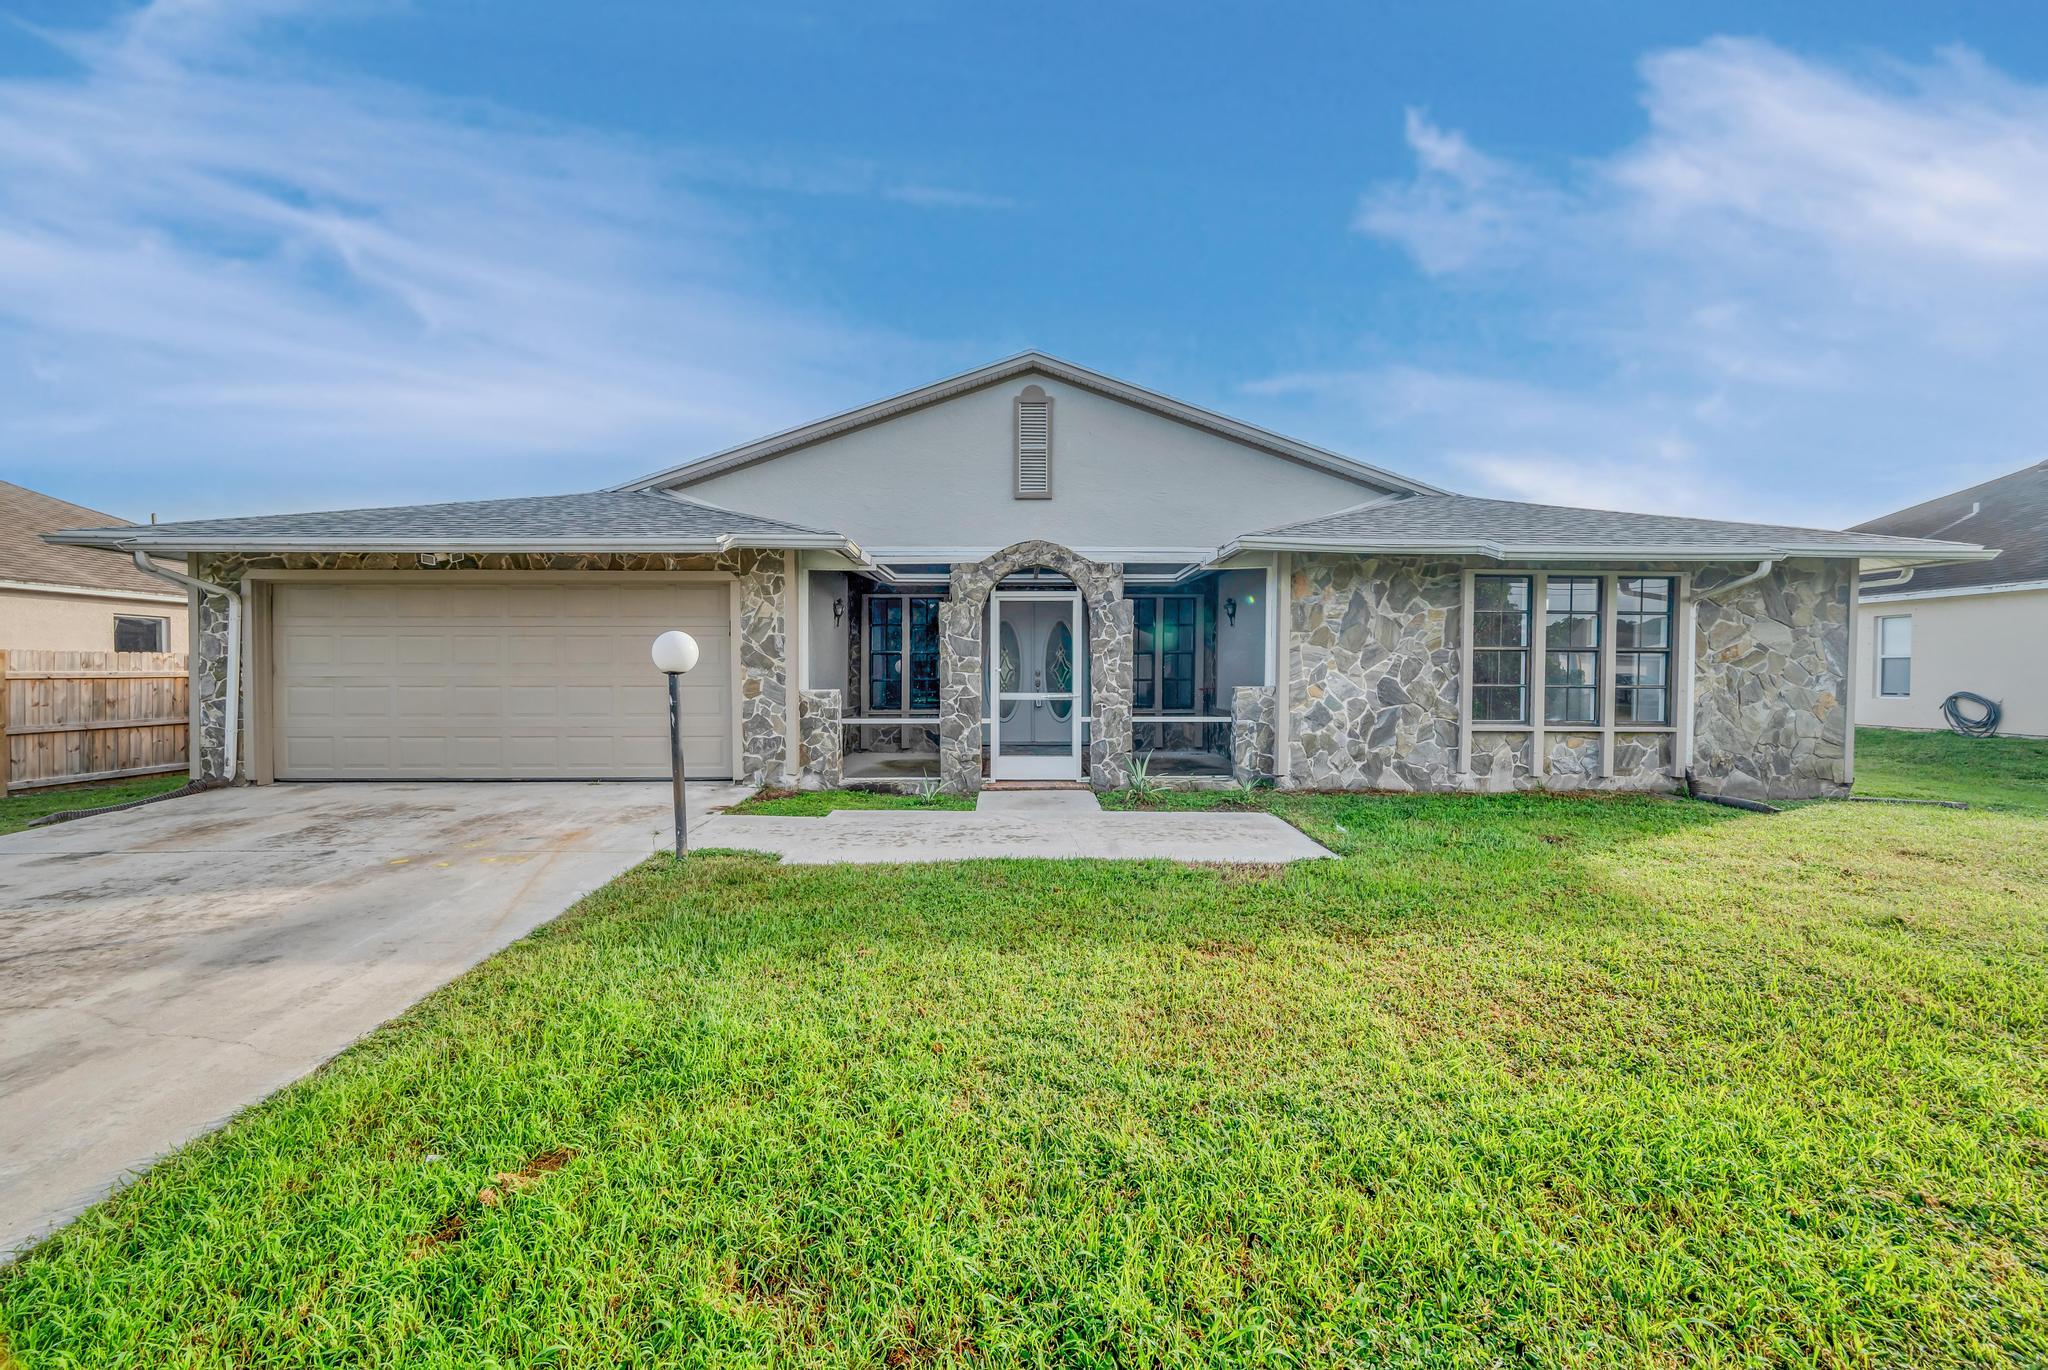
[1941,691,2002,738]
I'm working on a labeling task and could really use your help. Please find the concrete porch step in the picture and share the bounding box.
[974,788,1102,815]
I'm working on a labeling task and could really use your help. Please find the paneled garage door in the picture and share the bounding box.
[271,579,734,780]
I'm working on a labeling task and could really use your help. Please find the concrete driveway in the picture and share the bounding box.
[0,779,748,1257]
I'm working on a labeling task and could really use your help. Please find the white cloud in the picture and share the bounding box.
[0,0,973,517]
[1322,37,2048,526]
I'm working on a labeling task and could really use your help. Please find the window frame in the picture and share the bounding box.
[1613,577,1675,727]
[1471,575,1533,724]
[1459,570,1691,781]
[863,592,943,717]
[1875,614,1912,698]
[113,614,168,653]
[1127,592,1203,716]
[1542,575,1603,727]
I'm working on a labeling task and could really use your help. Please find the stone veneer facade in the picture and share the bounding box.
[1282,554,1851,800]
[185,545,1848,803]
[187,550,790,784]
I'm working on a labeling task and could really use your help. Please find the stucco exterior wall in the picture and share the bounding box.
[1856,586,2048,738]
[671,371,1397,555]
[0,587,189,654]
[187,552,791,784]
[1277,554,1850,800]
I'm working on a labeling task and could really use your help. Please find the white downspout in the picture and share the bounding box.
[1859,566,1916,591]
[130,550,243,784]
[1681,558,1774,786]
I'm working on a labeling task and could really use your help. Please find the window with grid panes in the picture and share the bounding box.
[1614,578,1673,724]
[1543,577,1601,725]
[1471,576,1531,722]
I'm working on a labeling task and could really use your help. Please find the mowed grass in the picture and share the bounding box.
[3,790,2046,1364]
[728,786,974,816]
[1854,726,2048,814]
[0,773,187,836]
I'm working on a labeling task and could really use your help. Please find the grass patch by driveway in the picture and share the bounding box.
[0,773,188,836]
[2,778,2045,1364]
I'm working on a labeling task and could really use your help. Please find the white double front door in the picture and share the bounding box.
[990,590,1083,781]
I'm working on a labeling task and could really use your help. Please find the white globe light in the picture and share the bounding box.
[651,630,700,675]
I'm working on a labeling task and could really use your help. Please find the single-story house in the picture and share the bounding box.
[47,354,1994,800]
[1852,459,2046,738]
[1,480,189,655]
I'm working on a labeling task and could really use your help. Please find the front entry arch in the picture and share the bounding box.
[937,540,1132,795]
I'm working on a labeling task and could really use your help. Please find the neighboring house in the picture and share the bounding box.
[0,480,189,655]
[1852,460,2046,738]
[46,354,1992,800]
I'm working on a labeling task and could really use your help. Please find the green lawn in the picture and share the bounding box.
[727,786,975,816]
[1853,726,2048,813]
[3,772,2046,1364]
[0,773,188,836]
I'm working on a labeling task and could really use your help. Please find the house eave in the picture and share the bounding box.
[43,531,864,558]
[0,575,186,604]
[1860,576,2048,604]
[1212,535,2004,567]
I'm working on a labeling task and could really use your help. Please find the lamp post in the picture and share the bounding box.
[651,630,701,857]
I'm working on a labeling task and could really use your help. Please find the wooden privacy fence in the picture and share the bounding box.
[0,650,190,795]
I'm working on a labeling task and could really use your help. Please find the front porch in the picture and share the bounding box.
[797,541,1276,794]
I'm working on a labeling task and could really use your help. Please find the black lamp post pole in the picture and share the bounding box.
[667,670,687,857]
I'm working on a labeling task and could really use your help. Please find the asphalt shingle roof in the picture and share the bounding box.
[45,491,857,554]
[1229,494,1990,565]
[1851,461,2046,593]
[0,480,186,594]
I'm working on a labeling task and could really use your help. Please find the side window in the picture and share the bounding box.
[1877,616,1912,697]
[114,615,167,652]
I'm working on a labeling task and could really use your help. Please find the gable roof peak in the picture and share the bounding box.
[614,353,1444,497]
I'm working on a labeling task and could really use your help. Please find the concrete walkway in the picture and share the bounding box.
[0,779,749,1257]
[699,787,1333,864]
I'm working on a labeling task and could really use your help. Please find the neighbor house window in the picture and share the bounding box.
[1130,594,1199,713]
[114,615,167,652]
[1544,577,1602,724]
[1472,576,1532,722]
[1877,615,1912,697]
[1614,577,1673,725]
[867,595,941,714]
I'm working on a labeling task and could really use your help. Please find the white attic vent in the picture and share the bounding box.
[1014,385,1052,499]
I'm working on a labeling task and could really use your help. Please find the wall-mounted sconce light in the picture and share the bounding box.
[1224,596,1237,626]
[832,596,845,626]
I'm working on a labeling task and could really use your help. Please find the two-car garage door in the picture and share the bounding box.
[272,580,734,780]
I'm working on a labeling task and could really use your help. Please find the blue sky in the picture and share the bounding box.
[5,1,2048,528]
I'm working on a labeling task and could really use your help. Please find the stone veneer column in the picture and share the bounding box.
[937,601,985,795]
[797,688,843,789]
[191,554,236,781]
[731,548,789,785]
[1230,684,1276,785]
